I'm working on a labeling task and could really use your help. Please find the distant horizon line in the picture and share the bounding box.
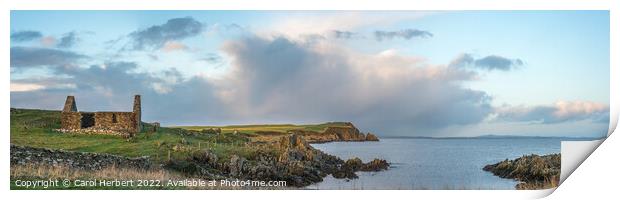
[382,135,605,140]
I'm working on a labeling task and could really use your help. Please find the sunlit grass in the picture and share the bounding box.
[10,108,254,164]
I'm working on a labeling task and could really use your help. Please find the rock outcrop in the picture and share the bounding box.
[332,157,390,179]
[169,134,390,187]
[483,153,560,190]
[323,125,366,141]
[288,122,380,143]
[360,159,389,171]
[365,133,379,141]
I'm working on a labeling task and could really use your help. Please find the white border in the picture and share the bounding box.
[2,0,618,199]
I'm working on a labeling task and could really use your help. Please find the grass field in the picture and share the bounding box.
[9,108,353,189]
[176,122,351,134]
[10,108,344,163]
[11,108,263,163]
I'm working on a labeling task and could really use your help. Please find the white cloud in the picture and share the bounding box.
[495,100,609,124]
[40,36,57,47]
[553,101,608,118]
[216,35,490,134]
[10,83,45,92]
[160,41,188,52]
[264,11,436,40]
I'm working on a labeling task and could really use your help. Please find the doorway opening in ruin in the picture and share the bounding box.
[81,113,95,128]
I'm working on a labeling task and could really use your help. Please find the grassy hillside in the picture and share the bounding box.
[11,108,258,163]
[176,122,351,134]
[10,108,347,163]
[10,108,367,189]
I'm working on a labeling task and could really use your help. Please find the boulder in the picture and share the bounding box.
[360,159,389,171]
[343,157,363,171]
[278,134,316,162]
[365,133,379,141]
[228,155,246,177]
[332,169,358,179]
[202,150,219,167]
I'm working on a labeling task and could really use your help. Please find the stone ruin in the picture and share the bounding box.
[60,95,142,137]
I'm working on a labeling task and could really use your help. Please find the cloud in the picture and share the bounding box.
[10,32,578,136]
[129,17,204,50]
[161,41,188,52]
[10,34,492,134]
[10,83,46,92]
[40,36,57,47]
[374,29,433,41]
[10,46,88,68]
[10,77,76,92]
[218,35,490,133]
[10,60,225,124]
[495,101,609,124]
[206,23,246,35]
[268,12,436,39]
[11,31,43,42]
[450,53,524,71]
[332,30,358,39]
[202,53,223,64]
[57,31,79,48]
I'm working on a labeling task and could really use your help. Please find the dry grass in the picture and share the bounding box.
[11,164,181,182]
[10,164,287,190]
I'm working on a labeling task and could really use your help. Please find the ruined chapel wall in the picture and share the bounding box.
[94,112,137,132]
[61,112,82,130]
[133,95,141,132]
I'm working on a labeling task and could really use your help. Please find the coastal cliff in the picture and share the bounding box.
[287,122,379,143]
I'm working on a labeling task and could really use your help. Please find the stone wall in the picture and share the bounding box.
[61,112,82,130]
[59,95,142,136]
[10,145,152,170]
[63,96,77,112]
[133,95,142,132]
[94,112,137,132]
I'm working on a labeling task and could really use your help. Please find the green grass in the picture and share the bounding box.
[11,108,356,167]
[10,108,352,190]
[10,108,348,164]
[176,121,351,134]
[10,108,254,164]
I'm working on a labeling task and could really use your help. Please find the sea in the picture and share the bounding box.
[307,137,591,190]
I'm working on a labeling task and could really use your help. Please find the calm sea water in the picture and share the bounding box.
[308,137,572,190]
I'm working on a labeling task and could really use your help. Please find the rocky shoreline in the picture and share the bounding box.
[11,108,389,189]
[483,153,560,190]
[165,134,389,187]
[11,133,388,188]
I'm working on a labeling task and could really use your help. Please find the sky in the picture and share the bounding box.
[9,11,610,137]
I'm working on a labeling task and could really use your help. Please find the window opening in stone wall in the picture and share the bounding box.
[112,114,117,123]
[81,113,95,128]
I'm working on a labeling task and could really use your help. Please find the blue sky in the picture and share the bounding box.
[10,11,610,137]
